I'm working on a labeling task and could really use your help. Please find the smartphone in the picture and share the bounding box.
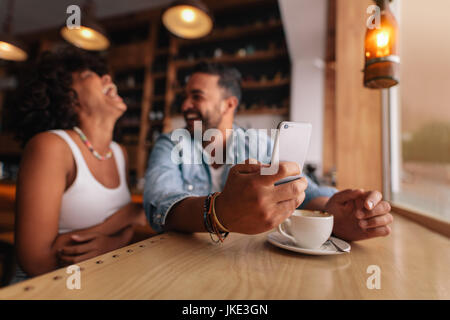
[270,121,312,185]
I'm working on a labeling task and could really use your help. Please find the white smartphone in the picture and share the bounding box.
[270,121,312,185]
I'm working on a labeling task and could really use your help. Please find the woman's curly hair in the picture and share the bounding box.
[12,46,109,146]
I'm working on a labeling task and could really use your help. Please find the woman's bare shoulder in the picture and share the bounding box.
[22,131,73,165]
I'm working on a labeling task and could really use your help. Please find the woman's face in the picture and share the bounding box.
[71,70,127,118]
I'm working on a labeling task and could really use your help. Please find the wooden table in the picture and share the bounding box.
[0,214,448,299]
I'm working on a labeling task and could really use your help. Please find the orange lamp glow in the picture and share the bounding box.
[0,38,27,61]
[61,25,110,51]
[162,0,213,39]
[363,0,399,89]
[0,0,28,61]
[60,0,110,51]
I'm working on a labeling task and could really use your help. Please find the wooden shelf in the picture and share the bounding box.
[149,119,164,125]
[125,102,141,110]
[178,20,283,46]
[155,48,169,56]
[153,95,165,102]
[108,41,150,70]
[0,133,22,156]
[118,121,141,128]
[152,72,166,79]
[174,49,288,69]
[237,107,289,116]
[170,107,288,118]
[173,78,290,94]
[118,85,143,93]
[241,78,290,89]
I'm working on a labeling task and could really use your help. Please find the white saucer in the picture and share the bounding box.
[267,232,351,255]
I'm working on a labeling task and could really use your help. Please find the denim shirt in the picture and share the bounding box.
[143,125,337,233]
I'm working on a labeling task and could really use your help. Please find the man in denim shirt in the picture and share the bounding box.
[144,63,393,241]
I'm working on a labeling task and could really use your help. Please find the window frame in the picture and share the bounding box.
[383,1,450,236]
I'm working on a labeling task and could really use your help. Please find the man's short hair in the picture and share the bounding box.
[192,62,242,104]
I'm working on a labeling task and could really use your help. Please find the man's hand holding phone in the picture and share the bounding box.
[215,160,308,235]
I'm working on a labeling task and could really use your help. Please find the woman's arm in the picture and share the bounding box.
[53,205,148,266]
[57,226,135,266]
[15,134,150,277]
[14,133,74,276]
[51,202,147,250]
[74,202,147,236]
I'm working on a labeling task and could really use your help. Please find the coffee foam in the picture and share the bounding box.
[293,210,332,218]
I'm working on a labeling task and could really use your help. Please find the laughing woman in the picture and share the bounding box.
[10,47,149,284]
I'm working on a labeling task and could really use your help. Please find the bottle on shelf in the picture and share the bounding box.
[246,45,255,56]
[126,75,136,88]
[214,48,223,58]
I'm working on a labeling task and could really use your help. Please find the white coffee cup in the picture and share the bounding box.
[277,210,334,249]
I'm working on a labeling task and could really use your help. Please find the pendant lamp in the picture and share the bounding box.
[162,0,213,39]
[60,0,109,51]
[0,0,27,61]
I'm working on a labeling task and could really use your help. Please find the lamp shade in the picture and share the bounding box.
[363,0,399,89]
[0,0,28,61]
[60,14,109,51]
[0,33,27,61]
[162,0,213,39]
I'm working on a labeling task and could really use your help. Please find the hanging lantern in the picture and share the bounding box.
[363,0,399,89]
[162,0,214,39]
[0,0,28,61]
[60,0,110,51]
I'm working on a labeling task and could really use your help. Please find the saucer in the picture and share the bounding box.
[267,232,351,255]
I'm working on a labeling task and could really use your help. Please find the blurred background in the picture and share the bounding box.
[0,0,449,284]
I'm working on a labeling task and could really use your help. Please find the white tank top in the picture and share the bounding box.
[49,130,131,234]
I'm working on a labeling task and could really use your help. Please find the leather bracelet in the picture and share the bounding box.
[203,194,214,233]
[209,192,229,242]
[203,192,229,243]
[211,193,230,233]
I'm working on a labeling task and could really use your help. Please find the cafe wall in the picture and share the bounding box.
[0,0,292,190]
[335,0,383,191]
[279,0,328,177]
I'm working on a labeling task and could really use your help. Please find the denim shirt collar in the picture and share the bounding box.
[192,124,246,190]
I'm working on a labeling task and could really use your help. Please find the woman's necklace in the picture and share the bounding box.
[73,126,113,161]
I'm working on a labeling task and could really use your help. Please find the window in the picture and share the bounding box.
[388,0,450,221]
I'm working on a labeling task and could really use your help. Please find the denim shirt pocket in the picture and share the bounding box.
[180,163,210,195]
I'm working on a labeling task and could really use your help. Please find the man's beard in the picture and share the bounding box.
[184,106,221,134]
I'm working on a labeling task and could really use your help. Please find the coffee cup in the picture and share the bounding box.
[277,210,334,249]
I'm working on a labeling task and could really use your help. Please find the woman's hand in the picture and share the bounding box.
[53,204,149,267]
[57,226,134,266]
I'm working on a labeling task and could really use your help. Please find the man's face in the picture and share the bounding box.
[181,72,227,134]
[71,70,127,118]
